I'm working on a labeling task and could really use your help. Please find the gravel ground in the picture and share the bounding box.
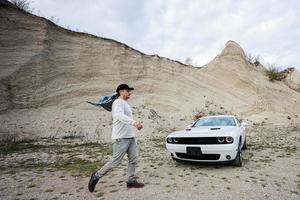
[0,125,299,200]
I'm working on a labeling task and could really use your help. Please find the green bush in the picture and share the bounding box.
[264,66,287,82]
[11,0,33,13]
[246,53,261,66]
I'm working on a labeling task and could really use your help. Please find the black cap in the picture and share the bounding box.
[116,84,134,94]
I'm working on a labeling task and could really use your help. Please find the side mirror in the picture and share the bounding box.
[241,122,248,127]
[186,124,192,130]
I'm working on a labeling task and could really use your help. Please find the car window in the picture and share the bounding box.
[193,117,236,127]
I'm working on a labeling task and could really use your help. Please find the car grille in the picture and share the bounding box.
[173,137,222,144]
[176,153,220,160]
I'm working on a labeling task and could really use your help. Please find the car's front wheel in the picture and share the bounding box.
[232,151,242,167]
[232,141,242,167]
[242,138,247,150]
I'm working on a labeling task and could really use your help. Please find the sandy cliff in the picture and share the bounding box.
[0,1,299,142]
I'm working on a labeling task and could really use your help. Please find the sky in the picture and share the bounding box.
[27,0,300,69]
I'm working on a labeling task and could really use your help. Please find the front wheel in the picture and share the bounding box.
[242,139,247,150]
[232,151,242,167]
[232,140,242,167]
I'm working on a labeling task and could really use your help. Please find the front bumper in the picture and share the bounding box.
[166,143,238,162]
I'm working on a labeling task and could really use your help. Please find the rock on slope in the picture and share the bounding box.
[0,1,299,142]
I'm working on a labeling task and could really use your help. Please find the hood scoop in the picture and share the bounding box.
[210,127,221,130]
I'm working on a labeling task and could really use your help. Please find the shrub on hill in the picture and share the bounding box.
[246,53,261,66]
[10,0,33,13]
[264,65,290,82]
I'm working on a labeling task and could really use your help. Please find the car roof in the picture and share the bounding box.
[201,115,236,119]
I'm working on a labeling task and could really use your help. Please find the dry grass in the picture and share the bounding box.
[0,139,112,175]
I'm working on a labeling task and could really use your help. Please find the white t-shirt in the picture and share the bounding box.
[111,98,136,140]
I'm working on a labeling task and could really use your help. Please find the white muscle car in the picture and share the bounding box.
[166,115,247,166]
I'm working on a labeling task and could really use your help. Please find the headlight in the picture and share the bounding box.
[217,137,225,143]
[225,137,233,143]
[173,138,179,143]
[167,137,173,143]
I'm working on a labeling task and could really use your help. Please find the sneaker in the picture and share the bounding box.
[126,180,144,188]
[88,172,99,192]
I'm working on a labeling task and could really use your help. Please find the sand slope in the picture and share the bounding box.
[0,1,299,141]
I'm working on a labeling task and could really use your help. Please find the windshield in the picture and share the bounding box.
[193,117,236,127]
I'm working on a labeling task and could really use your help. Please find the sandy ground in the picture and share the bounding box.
[0,125,299,200]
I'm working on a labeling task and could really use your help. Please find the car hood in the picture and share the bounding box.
[167,126,238,137]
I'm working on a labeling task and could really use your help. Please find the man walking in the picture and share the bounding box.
[88,84,144,192]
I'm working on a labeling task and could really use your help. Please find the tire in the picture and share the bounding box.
[232,140,242,167]
[232,151,242,167]
[242,138,247,150]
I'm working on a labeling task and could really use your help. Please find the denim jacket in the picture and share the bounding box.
[87,93,118,112]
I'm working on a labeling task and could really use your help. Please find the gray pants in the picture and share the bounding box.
[95,137,138,183]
